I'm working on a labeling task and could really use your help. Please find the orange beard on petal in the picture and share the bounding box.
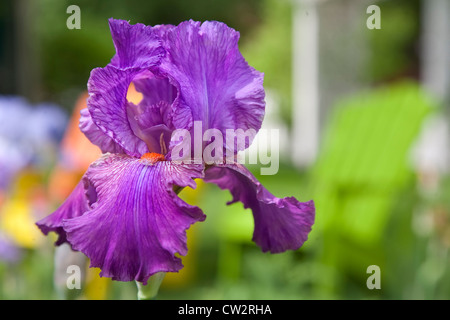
[140,152,165,165]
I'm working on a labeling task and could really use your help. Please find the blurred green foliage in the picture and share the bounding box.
[366,0,421,82]
[310,82,434,299]
[241,0,293,124]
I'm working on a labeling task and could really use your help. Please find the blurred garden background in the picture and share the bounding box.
[1,0,450,299]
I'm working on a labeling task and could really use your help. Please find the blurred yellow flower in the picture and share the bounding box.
[0,170,46,248]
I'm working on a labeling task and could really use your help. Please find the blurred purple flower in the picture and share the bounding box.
[36,19,315,284]
[0,96,67,190]
[0,232,22,263]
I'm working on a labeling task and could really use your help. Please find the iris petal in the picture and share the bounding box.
[108,18,165,69]
[133,75,177,109]
[87,66,152,157]
[62,154,205,284]
[159,20,266,152]
[79,107,125,154]
[204,164,315,253]
[85,19,167,157]
[36,180,93,246]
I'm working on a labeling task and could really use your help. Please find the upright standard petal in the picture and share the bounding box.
[108,18,165,69]
[204,164,315,253]
[62,154,205,284]
[160,20,266,153]
[86,19,166,157]
[36,180,93,246]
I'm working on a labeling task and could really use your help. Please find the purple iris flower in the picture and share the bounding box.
[36,19,315,284]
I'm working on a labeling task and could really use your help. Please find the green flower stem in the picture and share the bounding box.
[136,272,166,300]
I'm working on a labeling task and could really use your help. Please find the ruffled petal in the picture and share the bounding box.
[152,24,176,43]
[204,164,315,253]
[79,107,125,154]
[62,154,205,284]
[108,18,165,69]
[36,180,93,246]
[86,19,167,157]
[87,66,151,157]
[159,20,266,153]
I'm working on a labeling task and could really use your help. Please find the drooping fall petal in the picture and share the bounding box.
[62,154,205,284]
[204,163,315,253]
